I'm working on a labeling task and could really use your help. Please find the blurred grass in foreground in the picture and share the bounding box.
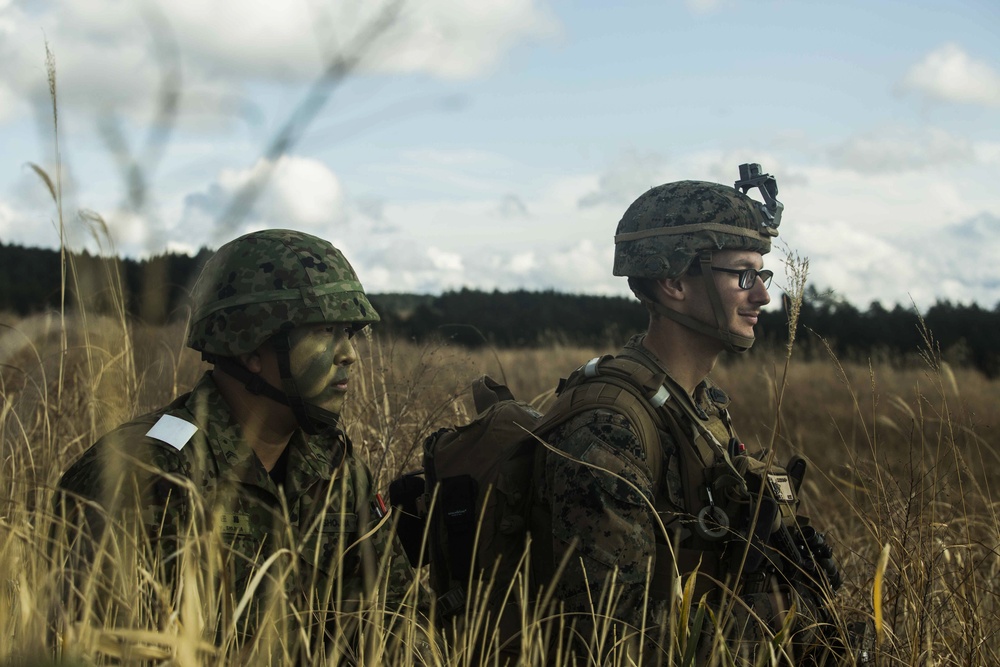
[12,23,998,663]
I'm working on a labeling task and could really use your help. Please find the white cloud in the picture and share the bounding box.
[787,219,911,307]
[100,209,156,250]
[180,155,346,245]
[577,150,667,209]
[427,246,463,272]
[0,198,14,238]
[7,139,1000,310]
[829,126,975,174]
[899,43,1000,108]
[974,142,1000,166]
[508,251,537,275]
[912,212,1000,307]
[536,239,617,294]
[352,241,470,293]
[498,194,529,219]
[2,0,557,123]
[0,80,25,124]
[774,160,1000,308]
[363,0,558,79]
[162,147,1000,307]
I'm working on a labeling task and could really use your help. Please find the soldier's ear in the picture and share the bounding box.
[658,276,687,302]
[238,350,264,374]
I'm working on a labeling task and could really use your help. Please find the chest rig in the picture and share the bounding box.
[553,346,806,602]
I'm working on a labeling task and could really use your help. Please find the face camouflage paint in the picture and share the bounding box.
[286,324,356,416]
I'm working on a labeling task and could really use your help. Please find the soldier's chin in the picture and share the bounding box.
[730,325,756,338]
[309,393,347,415]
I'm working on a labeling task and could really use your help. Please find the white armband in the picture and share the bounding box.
[146,414,198,451]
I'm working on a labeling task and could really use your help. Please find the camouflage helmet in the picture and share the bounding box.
[187,229,378,357]
[613,170,780,280]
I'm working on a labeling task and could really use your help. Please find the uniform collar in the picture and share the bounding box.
[180,372,345,500]
[622,334,729,414]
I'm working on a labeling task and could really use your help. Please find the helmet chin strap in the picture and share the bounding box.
[629,253,755,353]
[269,333,341,435]
[209,337,341,436]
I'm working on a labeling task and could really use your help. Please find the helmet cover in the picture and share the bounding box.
[613,180,775,280]
[187,229,378,357]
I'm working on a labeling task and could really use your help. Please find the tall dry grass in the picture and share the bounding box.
[6,40,995,666]
[2,300,998,664]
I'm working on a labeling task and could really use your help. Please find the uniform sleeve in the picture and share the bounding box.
[58,433,189,533]
[539,409,660,649]
[53,430,192,621]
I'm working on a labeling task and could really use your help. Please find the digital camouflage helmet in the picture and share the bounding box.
[187,228,378,432]
[614,163,782,351]
[188,229,378,357]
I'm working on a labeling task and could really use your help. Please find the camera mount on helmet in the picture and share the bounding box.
[735,163,782,235]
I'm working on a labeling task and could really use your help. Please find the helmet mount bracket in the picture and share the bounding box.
[734,163,782,235]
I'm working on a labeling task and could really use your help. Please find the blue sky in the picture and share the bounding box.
[2,0,999,308]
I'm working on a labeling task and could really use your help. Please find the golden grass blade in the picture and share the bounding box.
[873,542,891,644]
[25,163,57,203]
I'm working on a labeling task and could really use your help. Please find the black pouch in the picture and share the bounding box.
[388,471,429,567]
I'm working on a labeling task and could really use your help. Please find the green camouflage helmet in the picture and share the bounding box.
[187,229,379,357]
[613,180,778,280]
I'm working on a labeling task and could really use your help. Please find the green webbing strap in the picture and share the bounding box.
[534,356,669,494]
[616,345,746,499]
[191,280,365,321]
[614,222,768,244]
[665,374,744,492]
[698,253,756,352]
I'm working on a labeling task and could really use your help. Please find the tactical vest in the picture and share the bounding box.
[533,344,809,605]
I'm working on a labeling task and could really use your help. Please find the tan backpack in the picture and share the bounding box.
[388,356,673,623]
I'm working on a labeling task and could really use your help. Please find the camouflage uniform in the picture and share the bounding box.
[531,171,844,664]
[534,336,724,650]
[56,374,412,645]
[54,229,423,660]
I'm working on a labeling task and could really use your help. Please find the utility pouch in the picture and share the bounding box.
[388,471,429,567]
[721,455,801,580]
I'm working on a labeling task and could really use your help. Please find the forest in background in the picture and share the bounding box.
[3,240,998,376]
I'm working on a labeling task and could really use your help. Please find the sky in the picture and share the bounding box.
[1,0,999,310]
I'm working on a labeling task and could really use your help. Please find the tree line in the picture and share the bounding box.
[2,241,997,376]
[0,241,212,324]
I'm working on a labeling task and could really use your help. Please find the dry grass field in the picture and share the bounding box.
[1,309,998,665]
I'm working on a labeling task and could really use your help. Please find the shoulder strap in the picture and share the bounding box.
[534,355,670,491]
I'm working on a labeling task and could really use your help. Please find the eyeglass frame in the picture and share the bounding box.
[710,266,773,290]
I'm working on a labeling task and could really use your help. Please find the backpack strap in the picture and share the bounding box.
[535,351,747,598]
[529,355,670,587]
[534,355,670,495]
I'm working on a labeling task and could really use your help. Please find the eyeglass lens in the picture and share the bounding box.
[740,269,773,289]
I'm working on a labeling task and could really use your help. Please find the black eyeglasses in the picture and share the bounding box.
[711,267,773,290]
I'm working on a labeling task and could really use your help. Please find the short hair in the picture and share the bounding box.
[627,277,661,304]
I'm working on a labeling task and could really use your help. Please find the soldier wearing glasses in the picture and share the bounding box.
[532,166,852,664]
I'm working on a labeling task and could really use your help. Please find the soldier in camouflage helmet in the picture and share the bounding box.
[533,166,850,664]
[55,229,424,661]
